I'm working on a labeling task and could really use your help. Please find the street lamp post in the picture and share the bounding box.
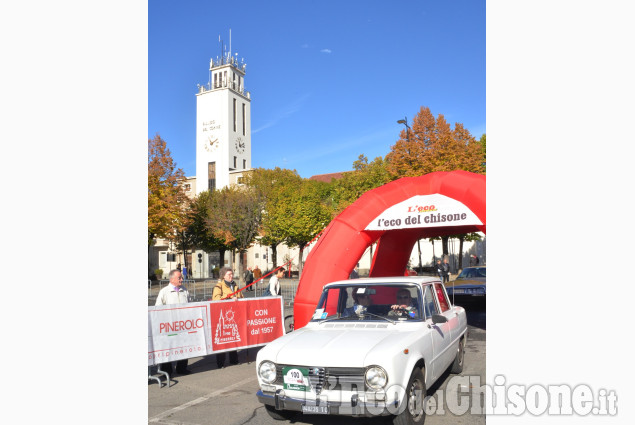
[397,117,422,271]
[397,117,410,142]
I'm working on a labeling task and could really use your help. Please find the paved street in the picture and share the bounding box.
[148,306,485,425]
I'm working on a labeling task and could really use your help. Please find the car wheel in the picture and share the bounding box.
[264,404,296,420]
[450,337,465,374]
[392,367,426,425]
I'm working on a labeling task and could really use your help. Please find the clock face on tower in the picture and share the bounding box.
[205,135,219,152]
[235,137,245,154]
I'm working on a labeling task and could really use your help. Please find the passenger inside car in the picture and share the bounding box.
[342,290,373,317]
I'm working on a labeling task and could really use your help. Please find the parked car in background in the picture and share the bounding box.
[255,276,467,424]
[445,266,486,304]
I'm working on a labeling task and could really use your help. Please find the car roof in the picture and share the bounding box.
[324,276,441,288]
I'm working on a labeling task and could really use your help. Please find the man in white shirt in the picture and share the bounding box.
[155,269,191,375]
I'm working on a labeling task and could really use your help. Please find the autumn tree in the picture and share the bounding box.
[386,106,485,179]
[205,186,262,279]
[148,134,188,243]
[479,133,486,172]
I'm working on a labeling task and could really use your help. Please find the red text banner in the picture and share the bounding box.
[148,297,284,366]
[210,297,285,353]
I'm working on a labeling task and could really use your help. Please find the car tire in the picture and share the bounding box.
[264,404,296,420]
[450,337,465,374]
[392,367,426,425]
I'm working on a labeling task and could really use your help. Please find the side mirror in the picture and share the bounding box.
[431,314,448,324]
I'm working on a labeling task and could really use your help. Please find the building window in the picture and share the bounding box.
[243,159,246,169]
[239,75,242,91]
[242,103,245,135]
[237,176,244,185]
[232,72,236,89]
[223,70,227,87]
[233,98,236,132]
[208,162,216,191]
[255,253,259,259]
[184,184,191,192]
[214,73,218,88]
[233,156,237,169]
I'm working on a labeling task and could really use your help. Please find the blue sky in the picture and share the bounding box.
[149,0,485,178]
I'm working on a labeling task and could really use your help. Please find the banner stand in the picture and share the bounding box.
[148,365,171,388]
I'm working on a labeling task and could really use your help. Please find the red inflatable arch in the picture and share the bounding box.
[294,170,485,328]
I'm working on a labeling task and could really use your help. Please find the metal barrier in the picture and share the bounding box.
[148,278,299,305]
[251,278,298,306]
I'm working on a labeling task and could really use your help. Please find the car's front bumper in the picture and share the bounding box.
[257,389,394,417]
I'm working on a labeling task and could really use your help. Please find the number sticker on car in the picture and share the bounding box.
[282,367,309,391]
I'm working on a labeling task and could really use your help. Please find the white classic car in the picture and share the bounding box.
[256,276,467,424]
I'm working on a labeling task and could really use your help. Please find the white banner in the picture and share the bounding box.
[148,302,212,365]
[364,193,482,231]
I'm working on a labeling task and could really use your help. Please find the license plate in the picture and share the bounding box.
[302,404,329,414]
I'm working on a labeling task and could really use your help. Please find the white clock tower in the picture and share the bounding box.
[196,48,251,194]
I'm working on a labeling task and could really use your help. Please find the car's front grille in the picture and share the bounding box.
[275,365,366,394]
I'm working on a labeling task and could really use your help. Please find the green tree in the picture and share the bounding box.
[455,232,482,271]
[244,167,303,268]
[205,186,262,279]
[189,190,230,273]
[331,155,391,214]
[283,179,333,274]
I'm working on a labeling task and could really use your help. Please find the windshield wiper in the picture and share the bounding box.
[317,315,347,324]
[357,312,396,325]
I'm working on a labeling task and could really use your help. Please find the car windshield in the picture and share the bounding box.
[458,267,486,279]
[310,284,425,322]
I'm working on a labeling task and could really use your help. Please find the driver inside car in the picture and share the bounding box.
[389,288,419,318]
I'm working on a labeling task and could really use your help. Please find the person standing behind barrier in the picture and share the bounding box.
[244,266,254,291]
[155,269,191,375]
[267,267,285,296]
[212,267,243,367]
[182,265,188,280]
[442,258,450,284]
[253,265,262,282]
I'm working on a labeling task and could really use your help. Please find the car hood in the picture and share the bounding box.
[447,278,485,288]
[261,324,418,367]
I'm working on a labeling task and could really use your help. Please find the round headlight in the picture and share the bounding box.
[258,361,277,384]
[365,366,388,390]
